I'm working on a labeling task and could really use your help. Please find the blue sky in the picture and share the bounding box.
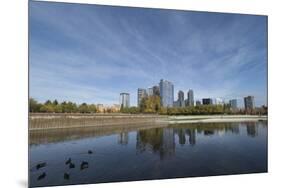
[29,1,267,107]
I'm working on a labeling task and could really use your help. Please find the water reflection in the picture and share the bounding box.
[29,121,267,187]
[136,127,198,159]
[176,129,186,145]
[30,122,264,149]
[186,129,196,145]
[30,123,167,145]
[118,132,129,145]
[135,128,176,159]
[134,122,264,159]
[247,124,258,137]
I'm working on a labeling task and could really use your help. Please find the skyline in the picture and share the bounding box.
[29,1,268,107]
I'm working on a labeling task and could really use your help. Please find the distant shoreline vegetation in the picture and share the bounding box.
[29,98,267,115]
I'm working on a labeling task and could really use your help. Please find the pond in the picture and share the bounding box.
[29,121,267,187]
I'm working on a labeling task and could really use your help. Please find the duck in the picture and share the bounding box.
[65,158,71,165]
[64,173,70,180]
[80,161,89,170]
[69,162,75,169]
[36,162,46,170]
[88,150,93,154]
[37,172,46,180]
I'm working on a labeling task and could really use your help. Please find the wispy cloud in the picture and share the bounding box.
[29,1,267,106]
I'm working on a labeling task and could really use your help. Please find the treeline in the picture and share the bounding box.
[121,105,267,115]
[121,104,236,115]
[30,97,267,115]
[120,96,268,115]
[29,98,97,113]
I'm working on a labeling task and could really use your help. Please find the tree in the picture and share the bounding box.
[139,98,146,113]
[39,104,54,113]
[29,98,42,112]
[88,104,97,113]
[44,100,52,105]
[53,99,59,105]
[78,103,90,113]
[139,95,161,113]
[54,105,62,113]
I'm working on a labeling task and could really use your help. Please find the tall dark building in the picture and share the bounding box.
[187,89,194,106]
[177,90,185,107]
[152,85,160,96]
[202,98,213,105]
[178,90,184,101]
[244,96,255,110]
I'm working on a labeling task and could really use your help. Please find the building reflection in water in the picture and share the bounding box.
[246,122,258,137]
[177,129,186,146]
[161,128,175,158]
[136,127,198,159]
[118,132,129,145]
[178,129,196,146]
[136,128,175,159]
[135,122,262,159]
[188,129,196,146]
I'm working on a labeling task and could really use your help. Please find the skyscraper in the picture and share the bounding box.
[187,89,194,106]
[178,90,184,101]
[196,100,201,106]
[244,96,255,110]
[202,98,213,105]
[159,79,174,107]
[120,93,130,108]
[147,88,153,96]
[137,88,147,107]
[152,85,160,96]
[229,99,238,110]
[177,90,185,107]
[214,98,224,105]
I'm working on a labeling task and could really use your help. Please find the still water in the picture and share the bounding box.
[29,121,267,187]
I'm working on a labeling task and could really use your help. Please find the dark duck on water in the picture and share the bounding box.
[37,172,46,181]
[36,162,46,170]
[65,158,71,165]
[69,162,75,169]
[64,173,70,180]
[80,161,89,170]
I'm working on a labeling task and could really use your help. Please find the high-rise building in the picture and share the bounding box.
[147,88,153,96]
[152,85,160,96]
[177,90,185,107]
[137,88,147,107]
[244,96,255,110]
[120,93,130,108]
[196,100,201,106]
[229,99,238,110]
[159,79,174,107]
[214,98,224,105]
[187,89,194,106]
[202,98,213,105]
[178,90,184,101]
